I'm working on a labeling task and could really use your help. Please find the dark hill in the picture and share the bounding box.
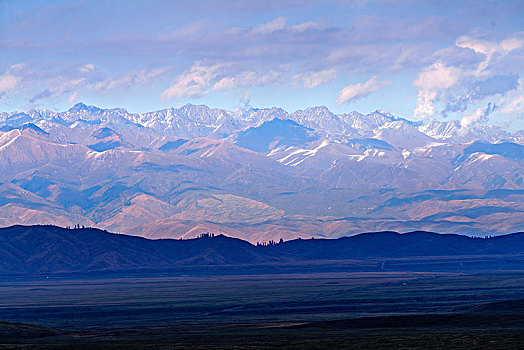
[270,231,524,259]
[1,225,524,275]
[0,226,270,275]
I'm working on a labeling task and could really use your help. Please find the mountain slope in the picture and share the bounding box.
[235,118,319,154]
[0,104,522,242]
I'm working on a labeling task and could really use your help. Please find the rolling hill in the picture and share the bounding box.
[2,225,524,275]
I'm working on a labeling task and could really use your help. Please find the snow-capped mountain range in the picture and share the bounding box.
[1,103,519,143]
[0,103,522,242]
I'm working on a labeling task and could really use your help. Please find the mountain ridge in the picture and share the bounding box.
[2,102,520,143]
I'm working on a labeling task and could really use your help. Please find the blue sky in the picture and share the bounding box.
[1,0,523,130]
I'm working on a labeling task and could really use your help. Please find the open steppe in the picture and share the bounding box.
[2,272,524,349]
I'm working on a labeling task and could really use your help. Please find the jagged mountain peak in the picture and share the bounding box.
[69,102,101,113]
[178,103,211,113]
[295,105,333,114]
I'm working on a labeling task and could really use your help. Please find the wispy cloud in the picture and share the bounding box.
[213,70,284,91]
[294,69,337,88]
[79,63,96,73]
[0,62,173,106]
[161,63,226,100]
[95,66,174,94]
[161,62,287,100]
[68,91,79,105]
[337,76,392,105]
[251,17,288,35]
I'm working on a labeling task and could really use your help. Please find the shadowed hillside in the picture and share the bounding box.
[1,225,524,275]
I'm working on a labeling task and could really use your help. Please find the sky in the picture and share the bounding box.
[0,0,523,130]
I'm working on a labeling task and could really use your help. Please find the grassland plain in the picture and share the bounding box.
[1,272,524,349]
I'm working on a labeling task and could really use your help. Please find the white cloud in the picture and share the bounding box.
[79,63,96,73]
[0,74,19,94]
[229,16,326,41]
[413,32,524,121]
[414,62,459,91]
[498,78,524,116]
[459,103,495,129]
[460,107,485,129]
[294,69,337,88]
[0,62,97,103]
[0,61,175,105]
[456,36,498,57]
[413,62,461,119]
[161,61,286,100]
[337,75,392,105]
[251,17,287,35]
[9,63,26,71]
[161,63,225,100]
[0,64,23,96]
[500,93,524,116]
[456,34,524,57]
[213,70,283,91]
[291,21,325,32]
[68,91,79,105]
[25,64,170,103]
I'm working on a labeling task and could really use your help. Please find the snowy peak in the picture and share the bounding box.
[290,106,353,136]
[294,106,334,118]
[374,120,437,148]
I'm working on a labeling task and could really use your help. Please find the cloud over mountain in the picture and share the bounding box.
[413,32,524,124]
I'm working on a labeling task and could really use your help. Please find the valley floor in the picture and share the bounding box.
[1,272,524,348]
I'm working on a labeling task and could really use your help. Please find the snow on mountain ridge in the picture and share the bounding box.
[1,103,520,144]
[419,118,515,143]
